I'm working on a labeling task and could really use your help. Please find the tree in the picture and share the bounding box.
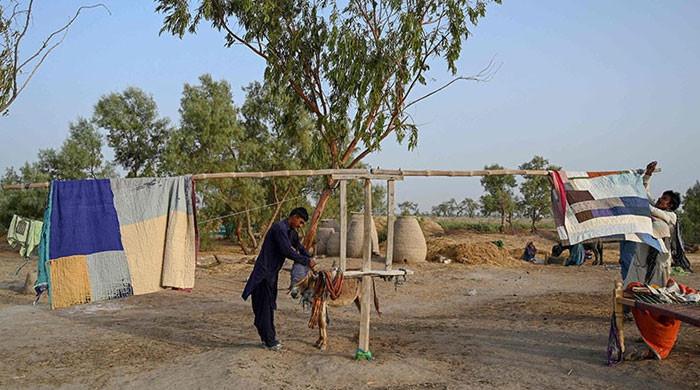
[518,156,560,232]
[33,117,114,180]
[162,74,246,249]
[93,87,170,177]
[432,198,460,217]
[459,197,479,217]
[398,201,419,216]
[156,0,501,247]
[0,1,108,115]
[680,181,700,244]
[0,164,48,230]
[480,163,516,232]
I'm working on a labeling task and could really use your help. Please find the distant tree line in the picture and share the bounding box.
[0,75,384,251]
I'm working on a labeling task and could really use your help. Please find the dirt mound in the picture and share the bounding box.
[426,238,521,266]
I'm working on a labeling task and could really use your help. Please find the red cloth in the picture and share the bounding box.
[550,171,567,217]
[626,282,681,359]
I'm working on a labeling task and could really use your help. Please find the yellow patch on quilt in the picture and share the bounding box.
[119,215,168,295]
[162,211,196,289]
[50,256,92,309]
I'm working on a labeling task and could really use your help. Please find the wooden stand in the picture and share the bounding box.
[613,281,626,354]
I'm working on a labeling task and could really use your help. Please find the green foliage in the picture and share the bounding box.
[0,165,49,231]
[320,179,387,219]
[460,198,480,217]
[93,87,171,177]
[432,198,459,217]
[161,75,328,250]
[0,115,115,231]
[431,197,479,217]
[480,163,516,232]
[33,117,114,180]
[398,201,419,216]
[157,0,499,167]
[156,0,501,239]
[680,181,700,244]
[518,156,560,232]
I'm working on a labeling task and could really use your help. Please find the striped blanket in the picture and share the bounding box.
[550,171,665,252]
[36,177,197,309]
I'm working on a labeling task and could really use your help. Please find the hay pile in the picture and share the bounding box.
[426,238,521,266]
[419,218,445,237]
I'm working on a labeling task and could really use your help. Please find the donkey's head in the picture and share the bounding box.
[290,270,316,301]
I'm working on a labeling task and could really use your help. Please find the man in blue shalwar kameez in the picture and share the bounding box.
[241,207,316,350]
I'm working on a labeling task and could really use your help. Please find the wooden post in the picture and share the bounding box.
[339,180,347,272]
[385,179,395,271]
[362,179,372,271]
[613,280,625,354]
[358,179,373,358]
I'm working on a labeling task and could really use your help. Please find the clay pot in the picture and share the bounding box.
[315,227,335,256]
[347,213,380,257]
[326,231,341,256]
[393,216,427,263]
[319,219,340,232]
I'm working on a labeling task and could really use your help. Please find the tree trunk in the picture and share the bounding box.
[499,209,505,233]
[235,221,250,255]
[255,185,292,254]
[302,183,335,248]
[245,209,258,249]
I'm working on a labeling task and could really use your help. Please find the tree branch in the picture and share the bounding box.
[405,59,499,110]
[17,4,111,72]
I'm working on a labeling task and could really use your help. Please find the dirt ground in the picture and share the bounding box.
[1,231,699,389]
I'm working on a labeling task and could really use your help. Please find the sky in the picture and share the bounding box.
[1,1,699,211]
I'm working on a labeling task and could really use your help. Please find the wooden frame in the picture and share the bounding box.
[3,166,662,360]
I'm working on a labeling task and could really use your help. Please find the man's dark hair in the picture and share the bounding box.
[663,190,682,211]
[289,207,309,221]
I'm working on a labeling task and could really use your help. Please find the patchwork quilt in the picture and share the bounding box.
[36,177,197,309]
[550,171,665,252]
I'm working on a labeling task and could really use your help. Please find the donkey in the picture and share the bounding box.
[292,270,379,351]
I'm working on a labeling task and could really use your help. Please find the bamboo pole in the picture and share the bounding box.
[344,269,413,278]
[2,182,50,190]
[191,168,365,180]
[358,179,373,356]
[372,169,549,177]
[339,180,347,272]
[2,167,661,191]
[385,179,395,271]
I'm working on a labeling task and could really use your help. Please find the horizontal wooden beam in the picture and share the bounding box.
[331,174,404,181]
[343,269,414,278]
[192,168,366,180]
[371,169,549,177]
[2,182,50,190]
[1,167,662,191]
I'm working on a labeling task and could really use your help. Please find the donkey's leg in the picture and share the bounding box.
[314,302,323,348]
[319,301,328,351]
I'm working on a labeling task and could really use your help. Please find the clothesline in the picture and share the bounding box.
[198,194,308,225]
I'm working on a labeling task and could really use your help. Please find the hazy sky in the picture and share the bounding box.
[1,1,698,211]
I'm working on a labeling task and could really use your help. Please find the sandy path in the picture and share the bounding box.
[1,239,699,389]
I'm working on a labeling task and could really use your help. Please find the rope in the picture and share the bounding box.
[198,194,307,225]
